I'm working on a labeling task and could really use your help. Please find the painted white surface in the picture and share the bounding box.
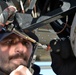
[35,61,56,75]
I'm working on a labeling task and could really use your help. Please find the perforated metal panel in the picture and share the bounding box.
[34,24,58,45]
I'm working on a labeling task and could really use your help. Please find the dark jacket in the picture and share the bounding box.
[51,52,76,75]
[32,64,41,75]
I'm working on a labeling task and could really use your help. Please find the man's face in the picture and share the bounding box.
[0,33,33,74]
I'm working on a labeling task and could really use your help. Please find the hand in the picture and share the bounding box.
[0,5,17,31]
[10,65,32,75]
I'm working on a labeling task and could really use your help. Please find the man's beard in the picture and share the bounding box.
[0,53,28,74]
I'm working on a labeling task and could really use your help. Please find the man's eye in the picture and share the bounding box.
[6,39,12,45]
[22,41,27,45]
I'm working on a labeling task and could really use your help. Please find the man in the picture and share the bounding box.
[0,1,40,75]
[0,29,39,75]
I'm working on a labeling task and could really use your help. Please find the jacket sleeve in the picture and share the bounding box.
[50,38,76,75]
[51,51,76,75]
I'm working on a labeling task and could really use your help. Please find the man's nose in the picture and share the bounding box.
[15,43,26,54]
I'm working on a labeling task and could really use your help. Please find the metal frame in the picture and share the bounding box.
[17,0,76,32]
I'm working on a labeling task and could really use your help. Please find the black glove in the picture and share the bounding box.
[50,38,74,59]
